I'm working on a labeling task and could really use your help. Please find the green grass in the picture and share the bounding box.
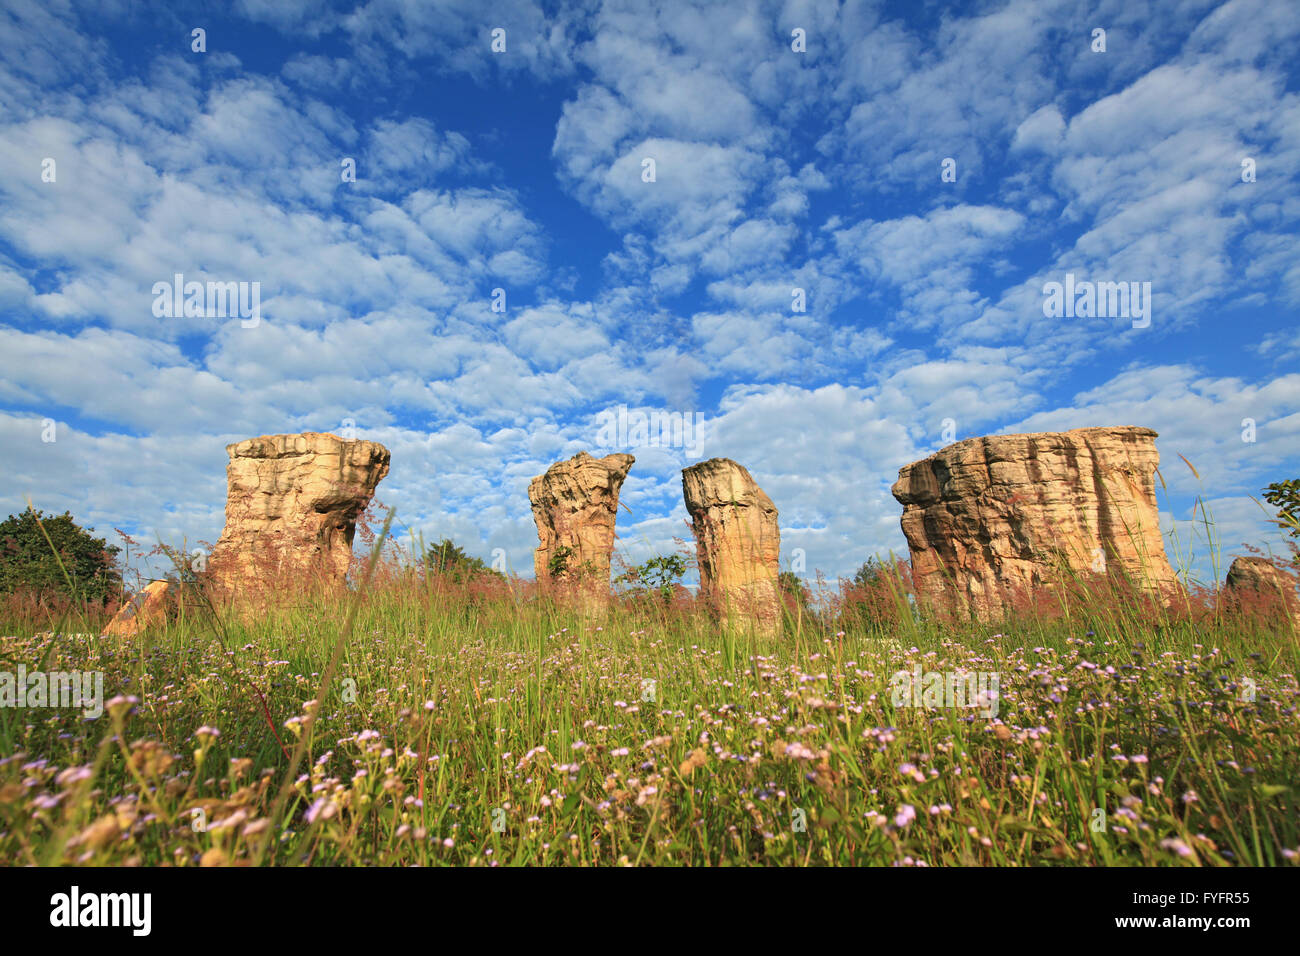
[0,557,1297,867]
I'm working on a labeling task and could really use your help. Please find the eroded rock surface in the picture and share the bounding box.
[103,581,173,637]
[529,451,634,600]
[1225,556,1299,628]
[891,426,1177,619]
[207,432,390,597]
[681,458,780,634]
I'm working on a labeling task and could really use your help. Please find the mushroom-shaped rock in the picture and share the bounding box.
[207,432,390,598]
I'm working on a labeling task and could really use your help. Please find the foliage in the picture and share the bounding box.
[545,545,596,582]
[546,544,576,579]
[617,553,686,602]
[0,507,122,603]
[836,556,909,634]
[777,571,811,614]
[1262,480,1300,539]
[0,565,1296,867]
[424,538,500,582]
[850,556,890,590]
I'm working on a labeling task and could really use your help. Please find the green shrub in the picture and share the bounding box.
[617,553,687,602]
[1263,479,1300,540]
[425,538,501,582]
[0,507,122,603]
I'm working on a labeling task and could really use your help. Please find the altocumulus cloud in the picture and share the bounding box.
[0,0,1296,587]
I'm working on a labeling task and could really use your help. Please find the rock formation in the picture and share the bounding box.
[207,432,390,597]
[1225,556,1299,628]
[681,458,781,635]
[103,581,173,637]
[528,451,634,601]
[891,426,1178,620]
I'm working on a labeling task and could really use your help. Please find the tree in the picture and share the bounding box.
[617,554,686,602]
[424,538,500,582]
[1262,479,1300,539]
[838,556,906,633]
[850,556,890,590]
[0,507,122,602]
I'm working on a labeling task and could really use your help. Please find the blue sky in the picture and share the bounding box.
[1,0,1298,588]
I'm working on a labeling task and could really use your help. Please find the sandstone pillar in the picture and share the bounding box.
[103,581,174,637]
[1225,556,1299,629]
[891,426,1177,620]
[207,432,390,598]
[529,451,634,603]
[681,458,780,635]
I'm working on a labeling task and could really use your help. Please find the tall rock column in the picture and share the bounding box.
[207,432,390,598]
[682,458,781,635]
[891,426,1178,620]
[529,451,634,603]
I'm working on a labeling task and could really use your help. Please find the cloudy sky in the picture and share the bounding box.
[2,0,1297,588]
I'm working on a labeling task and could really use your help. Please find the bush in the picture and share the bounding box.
[617,554,687,603]
[425,538,501,583]
[836,556,911,634]
[0,507,122,603]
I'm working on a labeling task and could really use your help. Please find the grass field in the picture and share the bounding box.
[1,523,1297,868]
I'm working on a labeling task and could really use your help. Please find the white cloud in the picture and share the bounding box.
[834,204,1025,331]
[1012,104,1065,154]
[0,0,1296,594]
[503,303,610,369]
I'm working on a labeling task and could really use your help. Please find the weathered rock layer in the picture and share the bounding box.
[529,451,634,600]
[207,432,390,596]
[103,581,174,637]
[1225,556,1299,628]
[682,458,780,634]
[891,426,1177,619]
